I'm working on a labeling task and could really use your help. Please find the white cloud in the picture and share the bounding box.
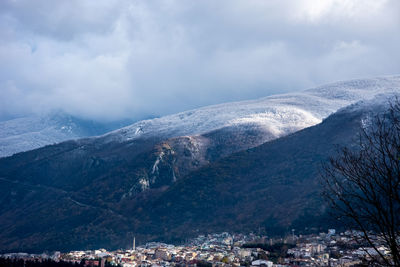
[0,0,399,121]
[294,0,389,22]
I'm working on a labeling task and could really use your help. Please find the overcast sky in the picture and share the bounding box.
[0,0,399,121]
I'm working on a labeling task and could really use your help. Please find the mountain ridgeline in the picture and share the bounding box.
[0,76,399,252]
[0,113,135,158]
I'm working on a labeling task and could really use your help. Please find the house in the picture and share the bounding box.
[251,259,273,267]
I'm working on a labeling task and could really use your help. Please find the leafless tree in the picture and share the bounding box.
[321,99,400,266]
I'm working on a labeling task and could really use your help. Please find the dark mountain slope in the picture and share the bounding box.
[0,124,272,252]
[122,102,378,241]
[0,99,388,252]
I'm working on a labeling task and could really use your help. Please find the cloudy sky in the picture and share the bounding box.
[0,0,399,121]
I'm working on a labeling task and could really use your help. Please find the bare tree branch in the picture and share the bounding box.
[320,99,400,266]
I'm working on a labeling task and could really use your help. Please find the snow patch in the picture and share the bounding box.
[151,152,165,175]
[229,106,321,137]
[139,177,150,191]
[361,115,373,130]
[172,169,177,183]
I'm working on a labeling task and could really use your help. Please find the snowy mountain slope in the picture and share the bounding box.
[0,113,132,158]
[104,76,400,143]
[58,75,397,195]
[76,76,400,190]
[1,88,397,252]
[131,94,397,242]
[1,76,398,159]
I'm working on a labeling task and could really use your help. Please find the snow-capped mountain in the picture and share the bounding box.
[1,77,399,252]
[2,76,399,159]
[77,76,397,192]
[0,113,133,158]
[104,76,400,144]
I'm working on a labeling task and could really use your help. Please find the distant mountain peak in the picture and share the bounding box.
[0,113,134,158]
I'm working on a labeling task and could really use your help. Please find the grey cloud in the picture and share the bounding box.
[0,0,123,40]
[0,0,399,121]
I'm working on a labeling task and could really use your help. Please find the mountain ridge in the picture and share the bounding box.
[0,113,134,158]
[0,76,399,252]
[102,75,400,143]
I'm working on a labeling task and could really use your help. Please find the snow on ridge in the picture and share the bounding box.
[336,92,400,116]
[0,115,83,158]
[1,76,399,158]
[229,106,321,138]
[305,76,400,100]
[104,76,400,143]
[0,113,129,158]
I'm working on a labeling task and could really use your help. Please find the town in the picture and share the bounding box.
[0,230,390,267]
